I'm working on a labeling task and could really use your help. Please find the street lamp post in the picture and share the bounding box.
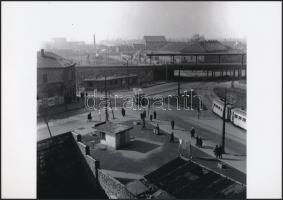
[123,56,130,90]
[221,88,227,153]
[190,89,194,110]
[104,76,109,122]
[193,95,203,119]
[127,59,129,90]
[165,61,168,82]
[178,66,181,97]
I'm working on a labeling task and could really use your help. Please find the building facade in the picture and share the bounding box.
[37,49,77,109]
[143,36,167,51]
[83,74,138,92]
[95,122,133,149]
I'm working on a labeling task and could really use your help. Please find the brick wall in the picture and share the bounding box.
[97,170,136,199]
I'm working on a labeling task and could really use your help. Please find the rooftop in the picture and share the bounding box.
[144,36,167,42]
[181,40,228,53]
[144,157,246,199]
[83,74,138,82]
[94,122,133,136]
[37,50,75,69]
[157,42,189,53]
[232,108,246,116]
[199,40,228,52]
[180,42,206,53]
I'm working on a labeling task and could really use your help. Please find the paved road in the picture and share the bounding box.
[151,108,246,155]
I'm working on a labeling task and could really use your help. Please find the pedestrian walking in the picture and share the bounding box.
[87,112,92,122]
[143,110,146,118]
[214,145,219,158]
[156,124,160,135]
[190,127,195,138]
[121,108,125,117]
[170,132,174,143]
[199,137,203,148]
[140,112,144,120]
[195,136,199,146]
[171,120,175,130]
[153,110,157,119]
[142,118,146,128]
[219,145,223,159]
[150,114,153,122]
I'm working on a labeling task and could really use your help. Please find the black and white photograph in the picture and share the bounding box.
[1,1,282,199]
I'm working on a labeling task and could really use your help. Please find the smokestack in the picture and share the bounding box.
[41,49,45,57]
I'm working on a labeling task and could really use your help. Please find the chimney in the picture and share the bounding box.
[41,49,45,57]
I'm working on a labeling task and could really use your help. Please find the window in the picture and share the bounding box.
[100,132,106,140]
[238,116,242,120]
[43,74,48,83]
[243,118,246,122]
[234,114,238,118]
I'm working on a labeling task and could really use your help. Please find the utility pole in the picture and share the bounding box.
[178,65,181,97]
[39,106,53,140]
[165,61,168,82]
[108,91,115,119]
[127,59,129,90]
[221,88,227,153]
[104,76,109,121]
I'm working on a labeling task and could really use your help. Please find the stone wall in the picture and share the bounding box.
[97,170,136,199]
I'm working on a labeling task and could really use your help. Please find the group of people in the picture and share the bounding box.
[213,145,224,159]
[149,110,157,122]
[195,136,203,148]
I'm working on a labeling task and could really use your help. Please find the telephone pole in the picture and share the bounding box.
[178,65,181,97]
[104,76,109,121]
[221,88,227,153]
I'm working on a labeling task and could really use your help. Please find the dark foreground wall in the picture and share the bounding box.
[37,133,107,199]
[71,131,136,199]
[37,132,136,199]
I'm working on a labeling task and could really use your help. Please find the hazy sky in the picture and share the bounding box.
[5,2,252,44]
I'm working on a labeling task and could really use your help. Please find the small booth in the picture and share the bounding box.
[95,122,133,149]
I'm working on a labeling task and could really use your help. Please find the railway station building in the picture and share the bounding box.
[83,74,138,92]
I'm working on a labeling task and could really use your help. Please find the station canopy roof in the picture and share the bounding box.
[83,74,137,82]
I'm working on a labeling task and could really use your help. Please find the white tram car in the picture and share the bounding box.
[230,108,246,130]
[212,99,247,130]
[212,99,233,120]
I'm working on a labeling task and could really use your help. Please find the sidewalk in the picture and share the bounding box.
[147,119,246,173]
[95,108,246,174]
